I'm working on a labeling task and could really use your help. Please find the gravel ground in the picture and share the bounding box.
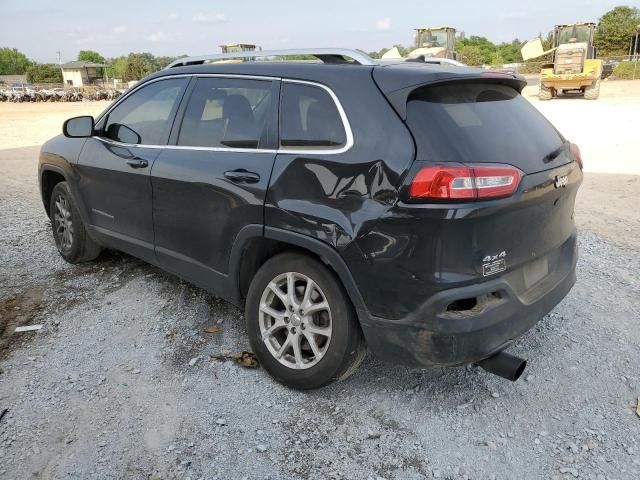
[1,81,639,480]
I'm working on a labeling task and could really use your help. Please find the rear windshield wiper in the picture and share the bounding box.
[542,145,565,164]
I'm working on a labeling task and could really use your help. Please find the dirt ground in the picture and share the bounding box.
[0,81,639,480]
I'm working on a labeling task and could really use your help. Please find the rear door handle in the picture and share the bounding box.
[224,169,260,183]
[126,158,148,169]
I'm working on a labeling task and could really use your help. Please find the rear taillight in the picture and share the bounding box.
[409,164,522,201]
[570,143,583,170]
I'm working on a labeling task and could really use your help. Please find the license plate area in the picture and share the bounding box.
[523,257,549,289]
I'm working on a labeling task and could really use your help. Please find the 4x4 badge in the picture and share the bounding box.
[482,251,506,262]
[482,251,507,277]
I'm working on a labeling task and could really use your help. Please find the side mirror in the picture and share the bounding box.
[63,116,95,138]
[105,123,142,145]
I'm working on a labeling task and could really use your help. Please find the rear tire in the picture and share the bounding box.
[538,85,552,101]
[246,252,366,389]
[49,182,101,263]
[584,79,600,100]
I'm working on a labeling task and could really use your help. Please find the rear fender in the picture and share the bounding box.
[227,225,370,326]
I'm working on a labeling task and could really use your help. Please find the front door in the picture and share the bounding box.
[150,76,279,294]
[76,77,188,262]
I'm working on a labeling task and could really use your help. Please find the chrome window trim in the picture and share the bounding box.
[278,78,353,155]
[94,74,354,156]
[94,136,277,154]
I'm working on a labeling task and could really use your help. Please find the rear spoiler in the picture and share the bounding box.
[374,70,527,120]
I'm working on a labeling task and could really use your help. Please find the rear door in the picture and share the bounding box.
[77,77,187,262]
[150,76,279,293]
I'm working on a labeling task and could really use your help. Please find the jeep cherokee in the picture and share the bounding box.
[38,49,582,389]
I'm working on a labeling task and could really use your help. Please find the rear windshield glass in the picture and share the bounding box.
[406,82,563,165]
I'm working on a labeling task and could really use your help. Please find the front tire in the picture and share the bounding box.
[584,79,600,100]
[538,85,553,100]
[246,252,366,389]
[49,181,101,263]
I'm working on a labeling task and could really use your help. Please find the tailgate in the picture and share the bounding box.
[433,160,582,284]
[391,80,581,304]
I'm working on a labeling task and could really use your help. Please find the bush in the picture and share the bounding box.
[517,62,544,74]
[26,63,63,84]
[612,61,640,80]
[458,45,483,66]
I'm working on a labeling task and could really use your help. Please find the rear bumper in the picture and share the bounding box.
[358,233,578,367]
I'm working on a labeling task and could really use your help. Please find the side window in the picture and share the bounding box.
[177,77,273,149]
[103,78,186,145]
[280,82,347,149]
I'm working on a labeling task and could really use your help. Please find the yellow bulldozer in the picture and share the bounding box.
[522,22,602,100]
[382,26,459,61]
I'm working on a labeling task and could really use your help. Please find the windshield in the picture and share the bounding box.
[557,26,591,45]
[417,30,448,48]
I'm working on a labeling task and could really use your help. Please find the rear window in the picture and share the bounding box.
[406,82,564,166]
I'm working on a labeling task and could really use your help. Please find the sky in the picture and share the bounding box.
[0,0,632,63]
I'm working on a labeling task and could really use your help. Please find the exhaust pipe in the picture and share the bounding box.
[477,351,527,381]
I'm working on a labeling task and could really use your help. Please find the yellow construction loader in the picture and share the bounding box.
[382,27,458,61]
[219,44,257,54]
[522,22,602,100]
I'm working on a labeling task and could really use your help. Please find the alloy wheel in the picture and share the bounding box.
[259,272,332,369]
[53,194,74,251]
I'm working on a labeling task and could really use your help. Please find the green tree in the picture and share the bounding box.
[0,47,32,74]
[496,39,524,63]
[106,56,128,80]
[596,6,640,56]
[492,51,505,67]
[78,50,106,64]
[153,55,184,70]
[123,53,153,81]
[457,36,496,64]
[458,45,484,66]
[26,63,63,83]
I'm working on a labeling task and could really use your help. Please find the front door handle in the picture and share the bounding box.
[224,169,260,183]
[126,158,148,169]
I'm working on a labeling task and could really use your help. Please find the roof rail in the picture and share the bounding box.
[165,48,378,69]
[405,57,466,67]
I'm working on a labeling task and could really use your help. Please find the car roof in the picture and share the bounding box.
[146,60,488,84]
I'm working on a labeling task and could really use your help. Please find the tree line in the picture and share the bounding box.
[1,5,638,82]
[369,6,640,65]
[368,37,525,65]
[0,48,185,84]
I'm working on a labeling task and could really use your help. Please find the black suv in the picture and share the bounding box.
[38,49,582,389]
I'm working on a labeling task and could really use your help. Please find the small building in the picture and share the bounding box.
[220,43,257,53]
[60,61,106,87]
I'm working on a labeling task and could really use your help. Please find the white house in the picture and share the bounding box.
[60,61,106,87]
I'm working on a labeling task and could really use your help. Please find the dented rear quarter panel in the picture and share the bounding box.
[265,68,415,253]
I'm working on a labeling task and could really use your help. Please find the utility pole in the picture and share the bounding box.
[56,51,62,65]
[634,26,639,80]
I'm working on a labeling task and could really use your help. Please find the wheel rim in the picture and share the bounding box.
[259,272,332,370]
[53,194,73,251]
